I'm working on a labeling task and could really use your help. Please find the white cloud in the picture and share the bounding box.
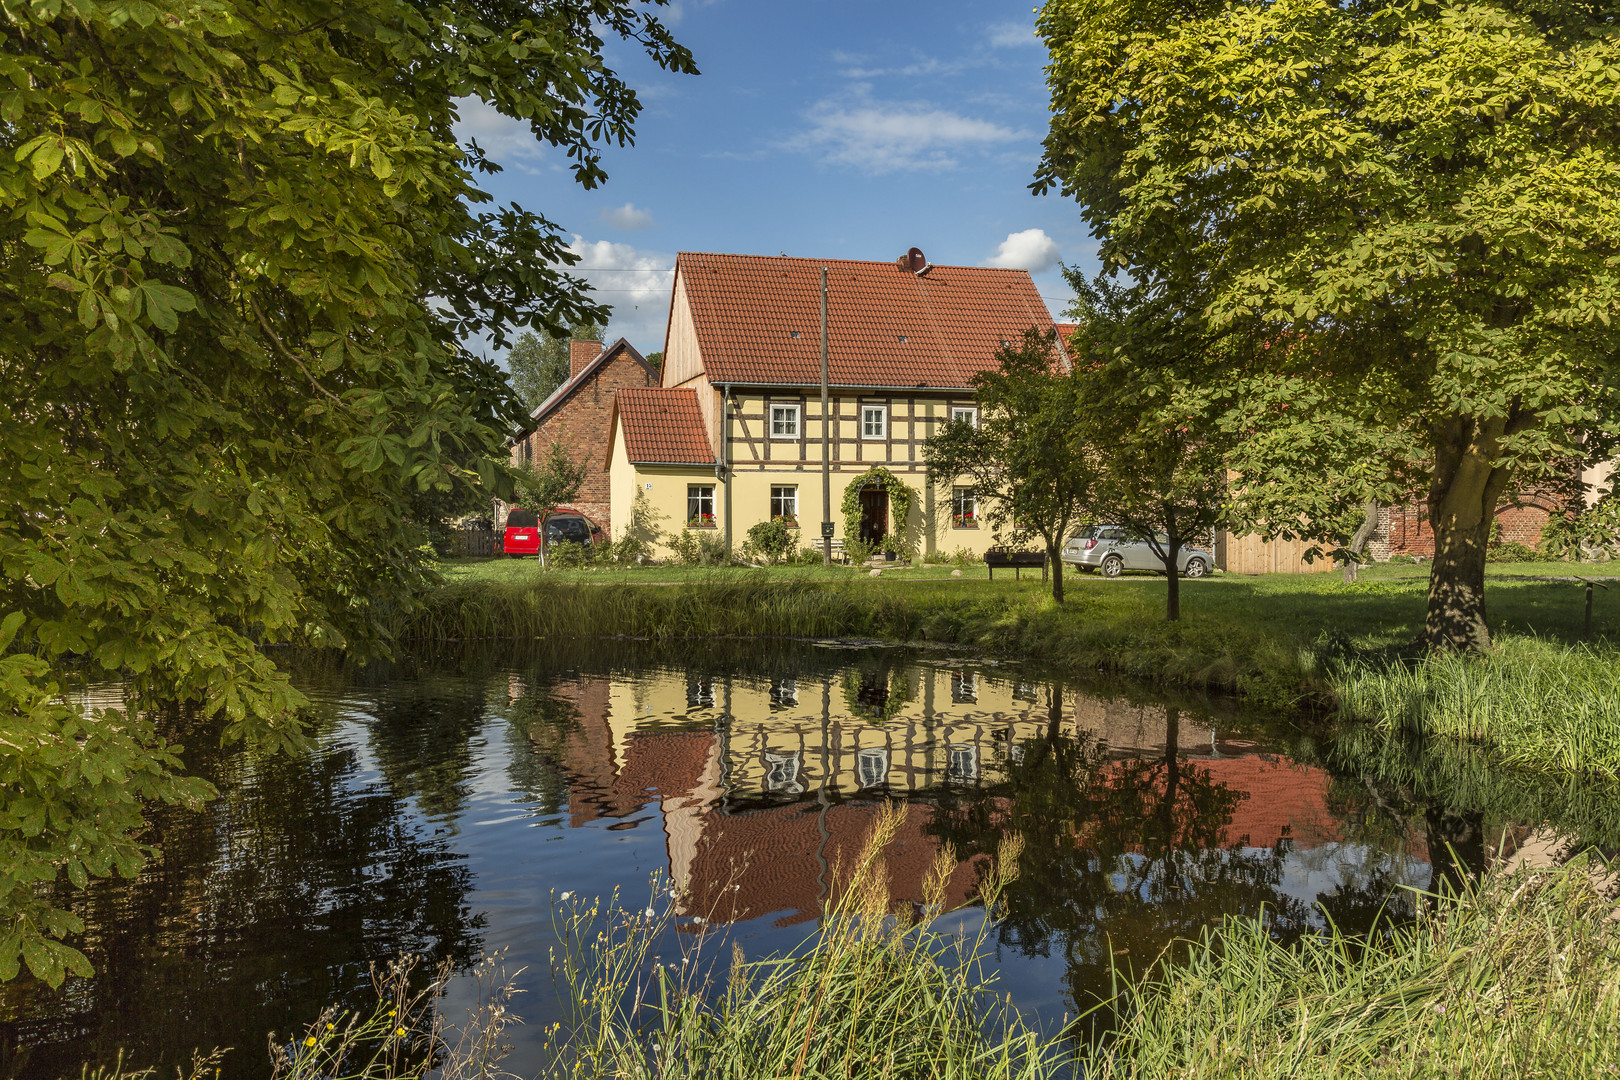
[452,97,550,174]
[600,202,657,230]
[987,21,1038,48]
[985,229,1061,273]
[790,92,1025,173]
[557,236,675,349]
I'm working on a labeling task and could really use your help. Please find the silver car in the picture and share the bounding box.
[1061,525,1214,578]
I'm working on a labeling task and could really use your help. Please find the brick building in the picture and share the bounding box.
[505,338,658,533]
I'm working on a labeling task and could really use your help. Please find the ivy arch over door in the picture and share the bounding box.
[841,467,915,553]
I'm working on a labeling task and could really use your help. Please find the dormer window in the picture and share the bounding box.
[897,334,907,343]
[790,331,801,339]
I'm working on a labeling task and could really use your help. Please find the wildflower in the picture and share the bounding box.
[396,1027,407,1037]
[692,916,705,925]
[560,891,572,900]
[645,907,656,917]
[304,1037,316,1047]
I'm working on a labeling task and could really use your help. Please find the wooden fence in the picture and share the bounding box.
[448,528,501,558]
[1214,531,1335,575]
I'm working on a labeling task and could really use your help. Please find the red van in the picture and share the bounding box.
[503,508,605,557]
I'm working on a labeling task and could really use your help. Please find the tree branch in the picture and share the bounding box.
[246,293,344,407]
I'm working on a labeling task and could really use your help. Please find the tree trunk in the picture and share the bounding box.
[1162,539,1182,621]
[1425,418,1515,651]
[1342,500,1379,585]
[1048,540,1065,603]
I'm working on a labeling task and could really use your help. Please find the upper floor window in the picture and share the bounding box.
[861,405,887,440]
[770,403,800,439]
[950,406,978,429]
[688,485,716,528]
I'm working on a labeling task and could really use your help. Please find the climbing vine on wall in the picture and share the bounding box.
[841,467,915,553]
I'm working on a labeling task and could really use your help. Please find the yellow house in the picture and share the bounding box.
[604,250,1066,560]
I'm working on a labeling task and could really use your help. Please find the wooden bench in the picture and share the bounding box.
[984,548,1048,581]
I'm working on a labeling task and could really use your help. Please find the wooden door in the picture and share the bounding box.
[859,487,888,543]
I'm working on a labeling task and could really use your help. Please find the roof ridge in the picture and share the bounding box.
[673,251,1033,274]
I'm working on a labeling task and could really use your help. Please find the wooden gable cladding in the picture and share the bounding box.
[721,390,978,471]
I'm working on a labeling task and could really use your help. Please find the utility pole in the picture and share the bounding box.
[820,266,832,567]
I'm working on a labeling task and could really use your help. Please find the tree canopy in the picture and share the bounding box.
[924,328,1095,602]
[507,320,606,413]
[1036,0,1620,649]
[0,0,694,984]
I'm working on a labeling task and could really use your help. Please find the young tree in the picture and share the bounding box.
[0,0,693,983]
[923,329,1097,602]
[1036,0,1620,650]
[507,321,607,412]
[514,443,588,567]
[1068,275,1227,621]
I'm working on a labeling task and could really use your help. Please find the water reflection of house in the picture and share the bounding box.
[521,667,1411,926]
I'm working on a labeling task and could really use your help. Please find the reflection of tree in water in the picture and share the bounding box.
[357,671,500,825]
[502,680,584,819]
[839,662,915,724]
[929,691,1337,1028]
[0,732,482,1080]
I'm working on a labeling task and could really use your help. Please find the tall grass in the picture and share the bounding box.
[1082,853,1620,1079]
[544,803,1064,1079]
[1333,637,1620,775]
[397,577,1322,706]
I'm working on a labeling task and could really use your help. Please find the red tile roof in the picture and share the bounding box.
[611,388,715,465]
[673,252,1060,390]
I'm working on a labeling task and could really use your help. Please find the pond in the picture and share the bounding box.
[3,640,1616,1079]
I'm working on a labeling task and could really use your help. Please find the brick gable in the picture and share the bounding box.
[511,338,657,532]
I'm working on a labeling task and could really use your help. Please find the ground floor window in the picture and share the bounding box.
[948,744,979,782]
[770,485,799,525]
[688,485,716,528]
[952,487,978,529]
[857,747,888,788]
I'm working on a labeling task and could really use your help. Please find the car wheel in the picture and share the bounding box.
[1101,555,1124,578]
[508,553,524,560]
[1184,556,1208,578]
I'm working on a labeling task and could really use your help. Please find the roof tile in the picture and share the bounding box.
[674,252,1058,389]
[614,388,715,465]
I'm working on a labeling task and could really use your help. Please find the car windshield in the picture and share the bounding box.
[546,517,591,542]
[506,510,538,529]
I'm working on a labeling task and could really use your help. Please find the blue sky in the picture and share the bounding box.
[454,0,1097,357]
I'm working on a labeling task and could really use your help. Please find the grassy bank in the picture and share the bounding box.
[406,566,1620,773]
[1086,853,1620,1079]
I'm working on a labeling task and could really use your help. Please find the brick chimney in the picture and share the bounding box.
[570,340,604,380]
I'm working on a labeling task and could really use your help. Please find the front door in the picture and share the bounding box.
[859,486,888,544]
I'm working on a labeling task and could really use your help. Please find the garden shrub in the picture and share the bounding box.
[744,518,798,563]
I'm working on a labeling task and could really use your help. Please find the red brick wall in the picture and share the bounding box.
[1382,498,1558,557]
[511,348,655,533]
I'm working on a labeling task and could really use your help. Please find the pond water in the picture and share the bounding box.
[3,640,1615,1079]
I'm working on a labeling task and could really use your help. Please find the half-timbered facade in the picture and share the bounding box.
[606,251,1064,558]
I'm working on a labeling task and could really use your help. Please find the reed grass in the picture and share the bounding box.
[1333,637,1620,775]
[1081,853,1620,1079]
[543,803,1065,1080]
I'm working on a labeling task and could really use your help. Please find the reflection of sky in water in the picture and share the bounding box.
[2,649,1500,1079]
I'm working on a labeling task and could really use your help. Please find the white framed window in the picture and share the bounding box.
[770,403,800,439]
[687,485,715,528]
[861,405,887,440]
[948,744,979,782]
[687,676,714,709]
[857,748,888,788]
[951,671,977,704]
[770,678,798,709]
[764,751,803,794]
[952,487,978,529]
[950,406,978,428]
[770,485,799,524]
